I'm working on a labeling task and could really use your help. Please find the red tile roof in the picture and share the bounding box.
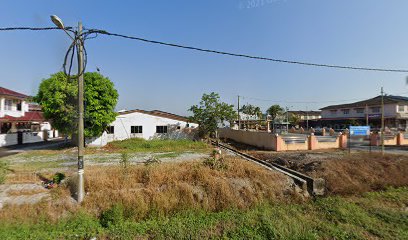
[0,86,28,99]
[0,112,45,122]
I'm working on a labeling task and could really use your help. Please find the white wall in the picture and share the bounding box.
[0,133,18,146]
[86,112,198,146]
[0,97,27,118]
[111,112,198,141]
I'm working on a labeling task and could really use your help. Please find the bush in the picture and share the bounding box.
[119,152,130,169]
[0,160,9,184]
[203,149,228,170]
[100,204,125,228]
[52,172,65,184]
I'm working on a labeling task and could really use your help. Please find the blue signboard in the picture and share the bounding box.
[349,126,370,136]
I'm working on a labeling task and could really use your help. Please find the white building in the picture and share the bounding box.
[87,109,198,146]
[0,86,58,147]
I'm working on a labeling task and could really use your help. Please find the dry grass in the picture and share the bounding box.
[83,156,290,219]
[308,153,408,195]
[0,187,77,224]
[0,156,290,224]
[5,171,40,184]
[6,189,48,196]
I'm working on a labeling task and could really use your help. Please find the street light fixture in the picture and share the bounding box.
[51,15,85,203]
[50,15,75,41]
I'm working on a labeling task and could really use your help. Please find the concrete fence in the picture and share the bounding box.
[370,132,408,146]
[0,130,59,147]
[219,128,347,152]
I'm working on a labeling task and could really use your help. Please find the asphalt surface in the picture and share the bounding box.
[0,139,67,158]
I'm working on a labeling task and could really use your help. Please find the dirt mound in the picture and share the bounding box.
[261,152,408,195]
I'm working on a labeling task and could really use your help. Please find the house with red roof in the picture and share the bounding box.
[0,86,58,146]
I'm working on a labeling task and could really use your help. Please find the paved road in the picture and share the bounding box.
[348,138,408,155]
[0,139,67,158]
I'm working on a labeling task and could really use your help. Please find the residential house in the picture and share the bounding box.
[0,86,57,146]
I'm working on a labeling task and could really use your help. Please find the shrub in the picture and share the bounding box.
[119,152,130,169]
[100,204,125,228]
[0,160,9,184]
[52,172,66,184]
[203,149,228,170]
[144,155,161,166]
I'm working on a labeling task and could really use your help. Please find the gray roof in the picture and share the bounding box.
[320,95,408,110]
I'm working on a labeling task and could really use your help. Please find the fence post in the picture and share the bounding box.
[274,134,283,152]
[370,133,379,146]
[397,132,403,146]
[339,133,348,149]
[308,134,317,150]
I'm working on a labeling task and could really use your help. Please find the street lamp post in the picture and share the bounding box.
[51,15,85,203]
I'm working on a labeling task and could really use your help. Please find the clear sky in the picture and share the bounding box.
[1,0,408,116]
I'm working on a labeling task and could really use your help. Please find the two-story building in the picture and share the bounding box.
[320,95,408,131]
[288,110,321,128]
[0,86,57,146]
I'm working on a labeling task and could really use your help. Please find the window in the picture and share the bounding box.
[355,108,364,114]
[106,126,114,134]
[156,126,168,133]
[4,99,12,111]
[131,126,143,134]
[330,110,337,115]
[398,105,405,112]
[342,109,350,115]
[371,107,380,113]
[16,102,22,111]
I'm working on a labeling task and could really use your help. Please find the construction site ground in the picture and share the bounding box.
[224,139,408,195]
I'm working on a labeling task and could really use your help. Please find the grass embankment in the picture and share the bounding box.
[104,138,210,153]
[0,187,407,239]
[305,153,408,195]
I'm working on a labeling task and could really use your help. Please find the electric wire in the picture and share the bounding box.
[2,26,408,73]
[86,28,408,73]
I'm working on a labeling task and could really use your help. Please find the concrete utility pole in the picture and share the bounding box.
[286,106,289,133]
[365,104,369,126]
[381,87,385,155]
[51,15,85,203]
[77,22,85,203]
[237,95,240,130]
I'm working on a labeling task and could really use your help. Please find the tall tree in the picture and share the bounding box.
[266,104,284,122]
[189,92,237,138]
[34,72,119,137]
[240,104,263,119]
[289,113,301,126]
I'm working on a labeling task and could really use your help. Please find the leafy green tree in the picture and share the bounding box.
[189,92,237,138]
[289,113,301,126]
[34,72,119,137]
[240,104,263,119]
[266,104,284,122]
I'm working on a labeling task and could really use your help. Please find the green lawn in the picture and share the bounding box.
[1,187,407,239]
[106,138,210,153]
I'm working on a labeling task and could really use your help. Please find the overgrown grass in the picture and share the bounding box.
[309,153,408,195]
[105,138,210,153]
[0,187,407,239]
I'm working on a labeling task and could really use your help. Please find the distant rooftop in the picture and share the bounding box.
[118,109,191,122]
[0,86,28,99]
[320,95,408,110]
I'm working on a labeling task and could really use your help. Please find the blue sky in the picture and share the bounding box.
[1,0,408,115]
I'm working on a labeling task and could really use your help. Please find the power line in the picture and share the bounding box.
[2,26,408,73]
[0,26,74,32]
[88,28,408,73]
[239,90,408,105]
